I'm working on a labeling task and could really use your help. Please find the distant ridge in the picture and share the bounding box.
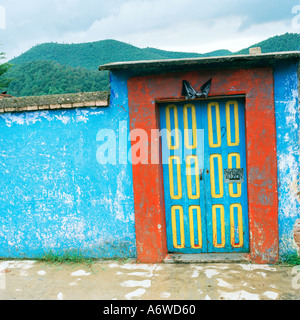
[8,39,233,71]
[3,32,300,97]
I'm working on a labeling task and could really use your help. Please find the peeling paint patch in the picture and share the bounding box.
[0,108,108,127]
[285,89,298,129]
[0,100,136,259]
[0,113,25,126]
[274,61,300,257]
[55,114,70,124]
[75,109,89,123]
[114,169,135,222]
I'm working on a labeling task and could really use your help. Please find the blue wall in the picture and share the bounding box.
[274,60,300,257]
[0,73,136,258]
[1,63,300,260]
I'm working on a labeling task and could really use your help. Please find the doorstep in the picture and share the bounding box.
[163,253,251,264]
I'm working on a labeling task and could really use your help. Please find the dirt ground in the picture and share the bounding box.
[0,259,299,300]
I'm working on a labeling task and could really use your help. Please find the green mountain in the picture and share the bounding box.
[5,40,233,97]
[8,39,232,72]
[7,60,108,97]
[3,32,300,97]
[236,32,300,55]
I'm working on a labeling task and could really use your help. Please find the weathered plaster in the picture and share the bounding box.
[0,98,136,258]
[274,60,300,257]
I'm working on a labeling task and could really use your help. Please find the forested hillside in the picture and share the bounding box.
[9,39,231,71]
[7,60,108,97]
[236,33,300,54]
[2,32,300,97]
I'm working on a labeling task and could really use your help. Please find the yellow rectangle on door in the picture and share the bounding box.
[171,206,185,249]
[212,204,225,248]
[189,206,202,249]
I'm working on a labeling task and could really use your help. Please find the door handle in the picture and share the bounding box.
[200,169,209,180]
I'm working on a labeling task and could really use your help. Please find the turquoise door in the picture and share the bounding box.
[159,98,249,253]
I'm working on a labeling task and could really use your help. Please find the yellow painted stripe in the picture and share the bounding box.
[171,205,185,249]
[186,155,200,199]
[168,156,182,200]
[228,153,242,198]
[166,104,179,150]
[230,203,244,248]
[183,103,197,149]
[210,154,223,198]
[226,100,240,146]
[212,204,225,248]
[189,206,202,249]
[207,102,221,148]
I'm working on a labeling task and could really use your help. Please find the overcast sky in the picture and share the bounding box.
[0,0,299,61]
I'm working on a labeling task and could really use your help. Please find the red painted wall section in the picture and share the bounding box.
[128,91,168,263]
[128,67,278,264]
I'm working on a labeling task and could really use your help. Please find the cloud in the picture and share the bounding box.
[233,0,295,30]
[0,0,297,60]
[59,0,296,52]
[0,0,125,58]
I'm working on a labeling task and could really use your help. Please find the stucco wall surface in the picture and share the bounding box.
[274,60,300,257]
[0,84,136,258]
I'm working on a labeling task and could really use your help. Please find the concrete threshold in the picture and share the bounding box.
[164,253,250,264]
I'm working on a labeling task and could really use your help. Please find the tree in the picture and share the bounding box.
[0,50,12,91]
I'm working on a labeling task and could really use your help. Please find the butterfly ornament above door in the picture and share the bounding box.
[181,79,212,100]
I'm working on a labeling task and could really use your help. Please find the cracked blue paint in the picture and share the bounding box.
[274,60,300,257]
[0,100,136,258]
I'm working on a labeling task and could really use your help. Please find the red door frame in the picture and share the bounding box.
[128,67,278,264]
